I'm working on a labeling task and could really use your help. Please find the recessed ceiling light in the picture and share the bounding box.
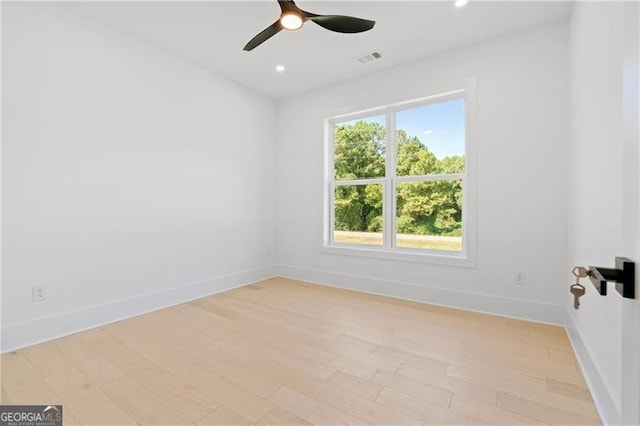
[454,0,468,8]
[276,65,286,72]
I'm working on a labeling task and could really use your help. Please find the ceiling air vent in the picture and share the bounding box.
[356,51,382,64]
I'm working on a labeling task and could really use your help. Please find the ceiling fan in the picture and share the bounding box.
[243,0,376,51]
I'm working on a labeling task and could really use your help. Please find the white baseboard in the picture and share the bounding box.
[1,262,566,350]
[277,264,567,326]
[1,265,277,353]
[565,313,621,426]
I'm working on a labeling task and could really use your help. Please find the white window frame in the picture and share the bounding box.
[322,80,477,268]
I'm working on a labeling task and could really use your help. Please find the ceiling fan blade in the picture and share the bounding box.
[278,0,299,13]
[243,21,283,51]
[304,13,375,33]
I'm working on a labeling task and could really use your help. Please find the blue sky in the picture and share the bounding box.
[397,98,465,160]
[342,98,465,160]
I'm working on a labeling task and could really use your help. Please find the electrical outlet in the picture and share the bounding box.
[32,284,47,302]
[515,272,526,285]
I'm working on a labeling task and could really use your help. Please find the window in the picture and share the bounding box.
[324,84,476,266]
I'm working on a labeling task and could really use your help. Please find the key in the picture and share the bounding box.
[570,283,585,309]
[570,266,588,309]
[572,266,589,278]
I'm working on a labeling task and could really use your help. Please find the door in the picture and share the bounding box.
[621,2,640,424]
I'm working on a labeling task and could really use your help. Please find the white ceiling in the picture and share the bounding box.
[67,1,573,99]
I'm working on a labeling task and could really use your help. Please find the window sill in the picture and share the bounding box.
[321,244,476,268]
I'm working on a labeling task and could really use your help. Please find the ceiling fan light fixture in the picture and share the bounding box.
[243,0,375,51]
[454,0,468,8]
[280,12,303,30]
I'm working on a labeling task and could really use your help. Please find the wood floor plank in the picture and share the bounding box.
[1,387,11,404]
[449,395,538,425]
[311,388,422,426]
[395,363,498,406]
[548,346,580,363]
[1,379,81,425]
[188,370,275,423]
[55,334,127,386]
[496,392,600,424]
[215,295,344,343]
[213,361,282,399]
[197,406,252,426]
[306,404,369,425]
[0,278,599,425]
[331,334,379,353]
[171,341,228,371]
[268,386,321,419]
[207,302,340,358]
[125,314,187,348]
[145,308,215,343]
[332,345,401,373]
[375,387,485,425]
[99,375,193,425]
[546,377,594,402]
[504,387,600,420]
[373,345,449,374]
[256,405,312,425]
[22,341,75,377]
[325,371,382,400]
[445,363,549,394]
[76,327,109,343]
[1,352,42,389]
[371,370,453,408]
[222,347,422,425]
[87,332,149,369]
[447,342,583,384]
[326,355,378,380]
[191,299,336,365]
[123,359,220,422]
[528,327,570,344]
[44,368,136,425]
[229,283,393,344]
[3,378,62,406]
[164,304,336,381]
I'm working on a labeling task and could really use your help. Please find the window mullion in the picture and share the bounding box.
[328,181,335,246]
[334,178,385,186]
[395,173,465,183]
[384,108,396,249]
[327,120,335,246]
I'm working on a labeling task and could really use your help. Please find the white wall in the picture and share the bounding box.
[566,3,626,423]
[276,21,570,324]
[1,2,277,351]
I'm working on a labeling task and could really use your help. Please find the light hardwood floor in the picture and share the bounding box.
[1,278,600,425]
